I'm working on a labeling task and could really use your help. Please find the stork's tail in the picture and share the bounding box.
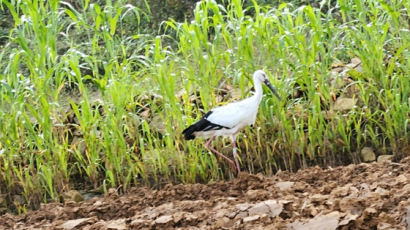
[182,124,197,140]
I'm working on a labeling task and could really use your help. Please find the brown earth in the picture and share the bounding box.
[1,157,409,230]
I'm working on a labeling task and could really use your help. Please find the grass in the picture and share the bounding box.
[0,0,409,213]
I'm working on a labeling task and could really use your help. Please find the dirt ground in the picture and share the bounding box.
[1,157,409,230]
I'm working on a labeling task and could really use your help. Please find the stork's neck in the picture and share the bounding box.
[253,76,263,104]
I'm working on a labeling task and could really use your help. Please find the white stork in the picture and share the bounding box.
[182,70,281,173]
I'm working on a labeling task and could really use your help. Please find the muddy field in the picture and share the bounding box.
[1,157,409,230]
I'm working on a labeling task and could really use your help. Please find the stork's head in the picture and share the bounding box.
[253,70,281,100]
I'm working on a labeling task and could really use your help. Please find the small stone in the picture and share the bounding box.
[107,188,118,196]
[248,202,270,216]
[155,215,173,224]
[332,97,357,111]
[264,200,283,217]
[311,194,329,203]
[361,147,376,162]
[130,218,145,226]
[156,202,174,212]
[235,203,251,211]
[105,219,127,230]
[276,181,294,191]
[246,190,260,200]
[289,211,340,230]
[226,211,238,219]
[61,218,92,230]
[236,211,248,218]
[350,57,362,66]
[377,155,393,163]
[243,215,260,223]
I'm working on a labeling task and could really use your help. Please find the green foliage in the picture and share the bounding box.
[0,0,408,213]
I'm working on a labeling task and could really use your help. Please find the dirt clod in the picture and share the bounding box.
[1,157,409,229]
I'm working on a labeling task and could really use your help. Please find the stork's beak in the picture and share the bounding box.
[264,79,281,100]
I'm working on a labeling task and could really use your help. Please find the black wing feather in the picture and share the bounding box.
[182,111,229,140]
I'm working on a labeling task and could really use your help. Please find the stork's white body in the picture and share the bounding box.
[194,94,262,139]
[182,70,280,173]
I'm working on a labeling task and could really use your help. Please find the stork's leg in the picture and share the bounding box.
[204,136,237,172]
[231,136,241,173]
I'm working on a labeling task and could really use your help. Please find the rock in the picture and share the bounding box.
[361,147,376,162]
[130,218,145,226]
[311,194,330,203]
[107,188,118,196]
[248,200,283,218]
[156,202,174,212]
[105,219,127,230]
[63,190,84,203]
[377,155,393,163]
[235,203,251,211]
[248,202,270,216]
[243,215,260,223]
[236,211,248,218]
[344,82,360,98]
[332,97,357,111]
[276,181,294,191]
[61,218,92,230]
[246,190,261,200]
[289,211,340,230]
[226,210,238,219]
[155,215,173,224]
[264,200,283,217]
[347,57,362,69]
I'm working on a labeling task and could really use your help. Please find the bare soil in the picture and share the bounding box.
[1,157,409,230]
